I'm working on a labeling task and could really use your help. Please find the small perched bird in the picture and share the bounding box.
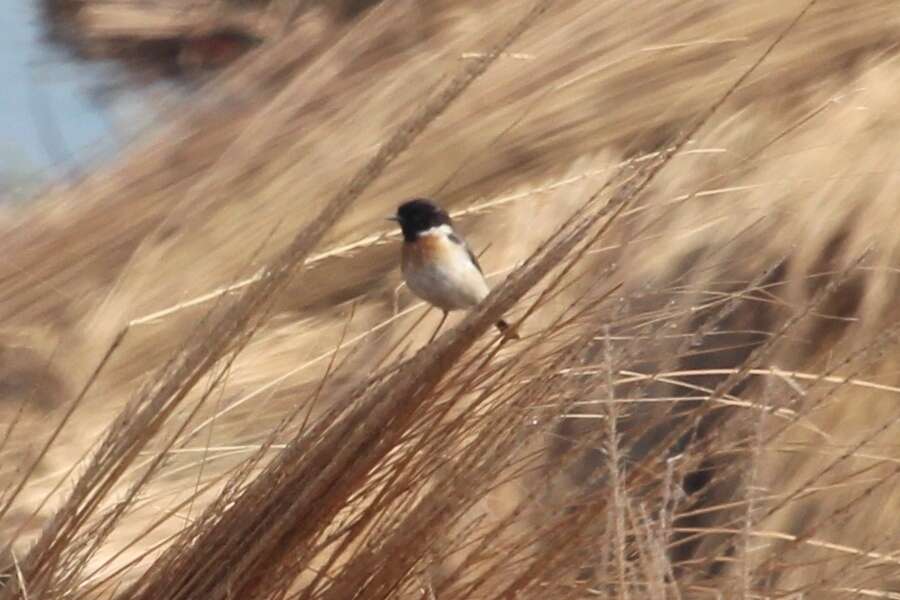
[390,198,517,340]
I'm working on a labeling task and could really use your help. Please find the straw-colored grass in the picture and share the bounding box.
[2,0,900,598]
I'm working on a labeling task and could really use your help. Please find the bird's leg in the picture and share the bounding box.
[428,310,449,344]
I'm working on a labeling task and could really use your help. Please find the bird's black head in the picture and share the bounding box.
[393,198,451,242]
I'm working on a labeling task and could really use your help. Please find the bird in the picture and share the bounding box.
[390,198,518,342]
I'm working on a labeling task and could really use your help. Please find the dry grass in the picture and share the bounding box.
[2,0,900,598]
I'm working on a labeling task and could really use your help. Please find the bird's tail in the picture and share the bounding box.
[495,319,520,340]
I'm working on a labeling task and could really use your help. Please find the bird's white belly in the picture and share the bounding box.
[404,257,489,311]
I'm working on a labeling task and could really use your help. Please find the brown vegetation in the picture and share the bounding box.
[3,0,900,598]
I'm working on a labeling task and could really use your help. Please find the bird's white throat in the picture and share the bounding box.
[418,224,455,238]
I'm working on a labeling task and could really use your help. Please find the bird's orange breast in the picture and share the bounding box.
[402,234,455,271]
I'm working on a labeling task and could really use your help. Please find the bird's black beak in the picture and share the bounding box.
[386,216,399,222]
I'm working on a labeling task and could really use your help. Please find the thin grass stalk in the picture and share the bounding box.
[603,327,631,600]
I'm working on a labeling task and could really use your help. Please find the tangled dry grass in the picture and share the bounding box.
[2,0,900,597]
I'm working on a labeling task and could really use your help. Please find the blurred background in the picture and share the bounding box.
[2,1,900,598]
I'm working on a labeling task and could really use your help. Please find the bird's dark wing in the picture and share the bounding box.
[448,232,484,274]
